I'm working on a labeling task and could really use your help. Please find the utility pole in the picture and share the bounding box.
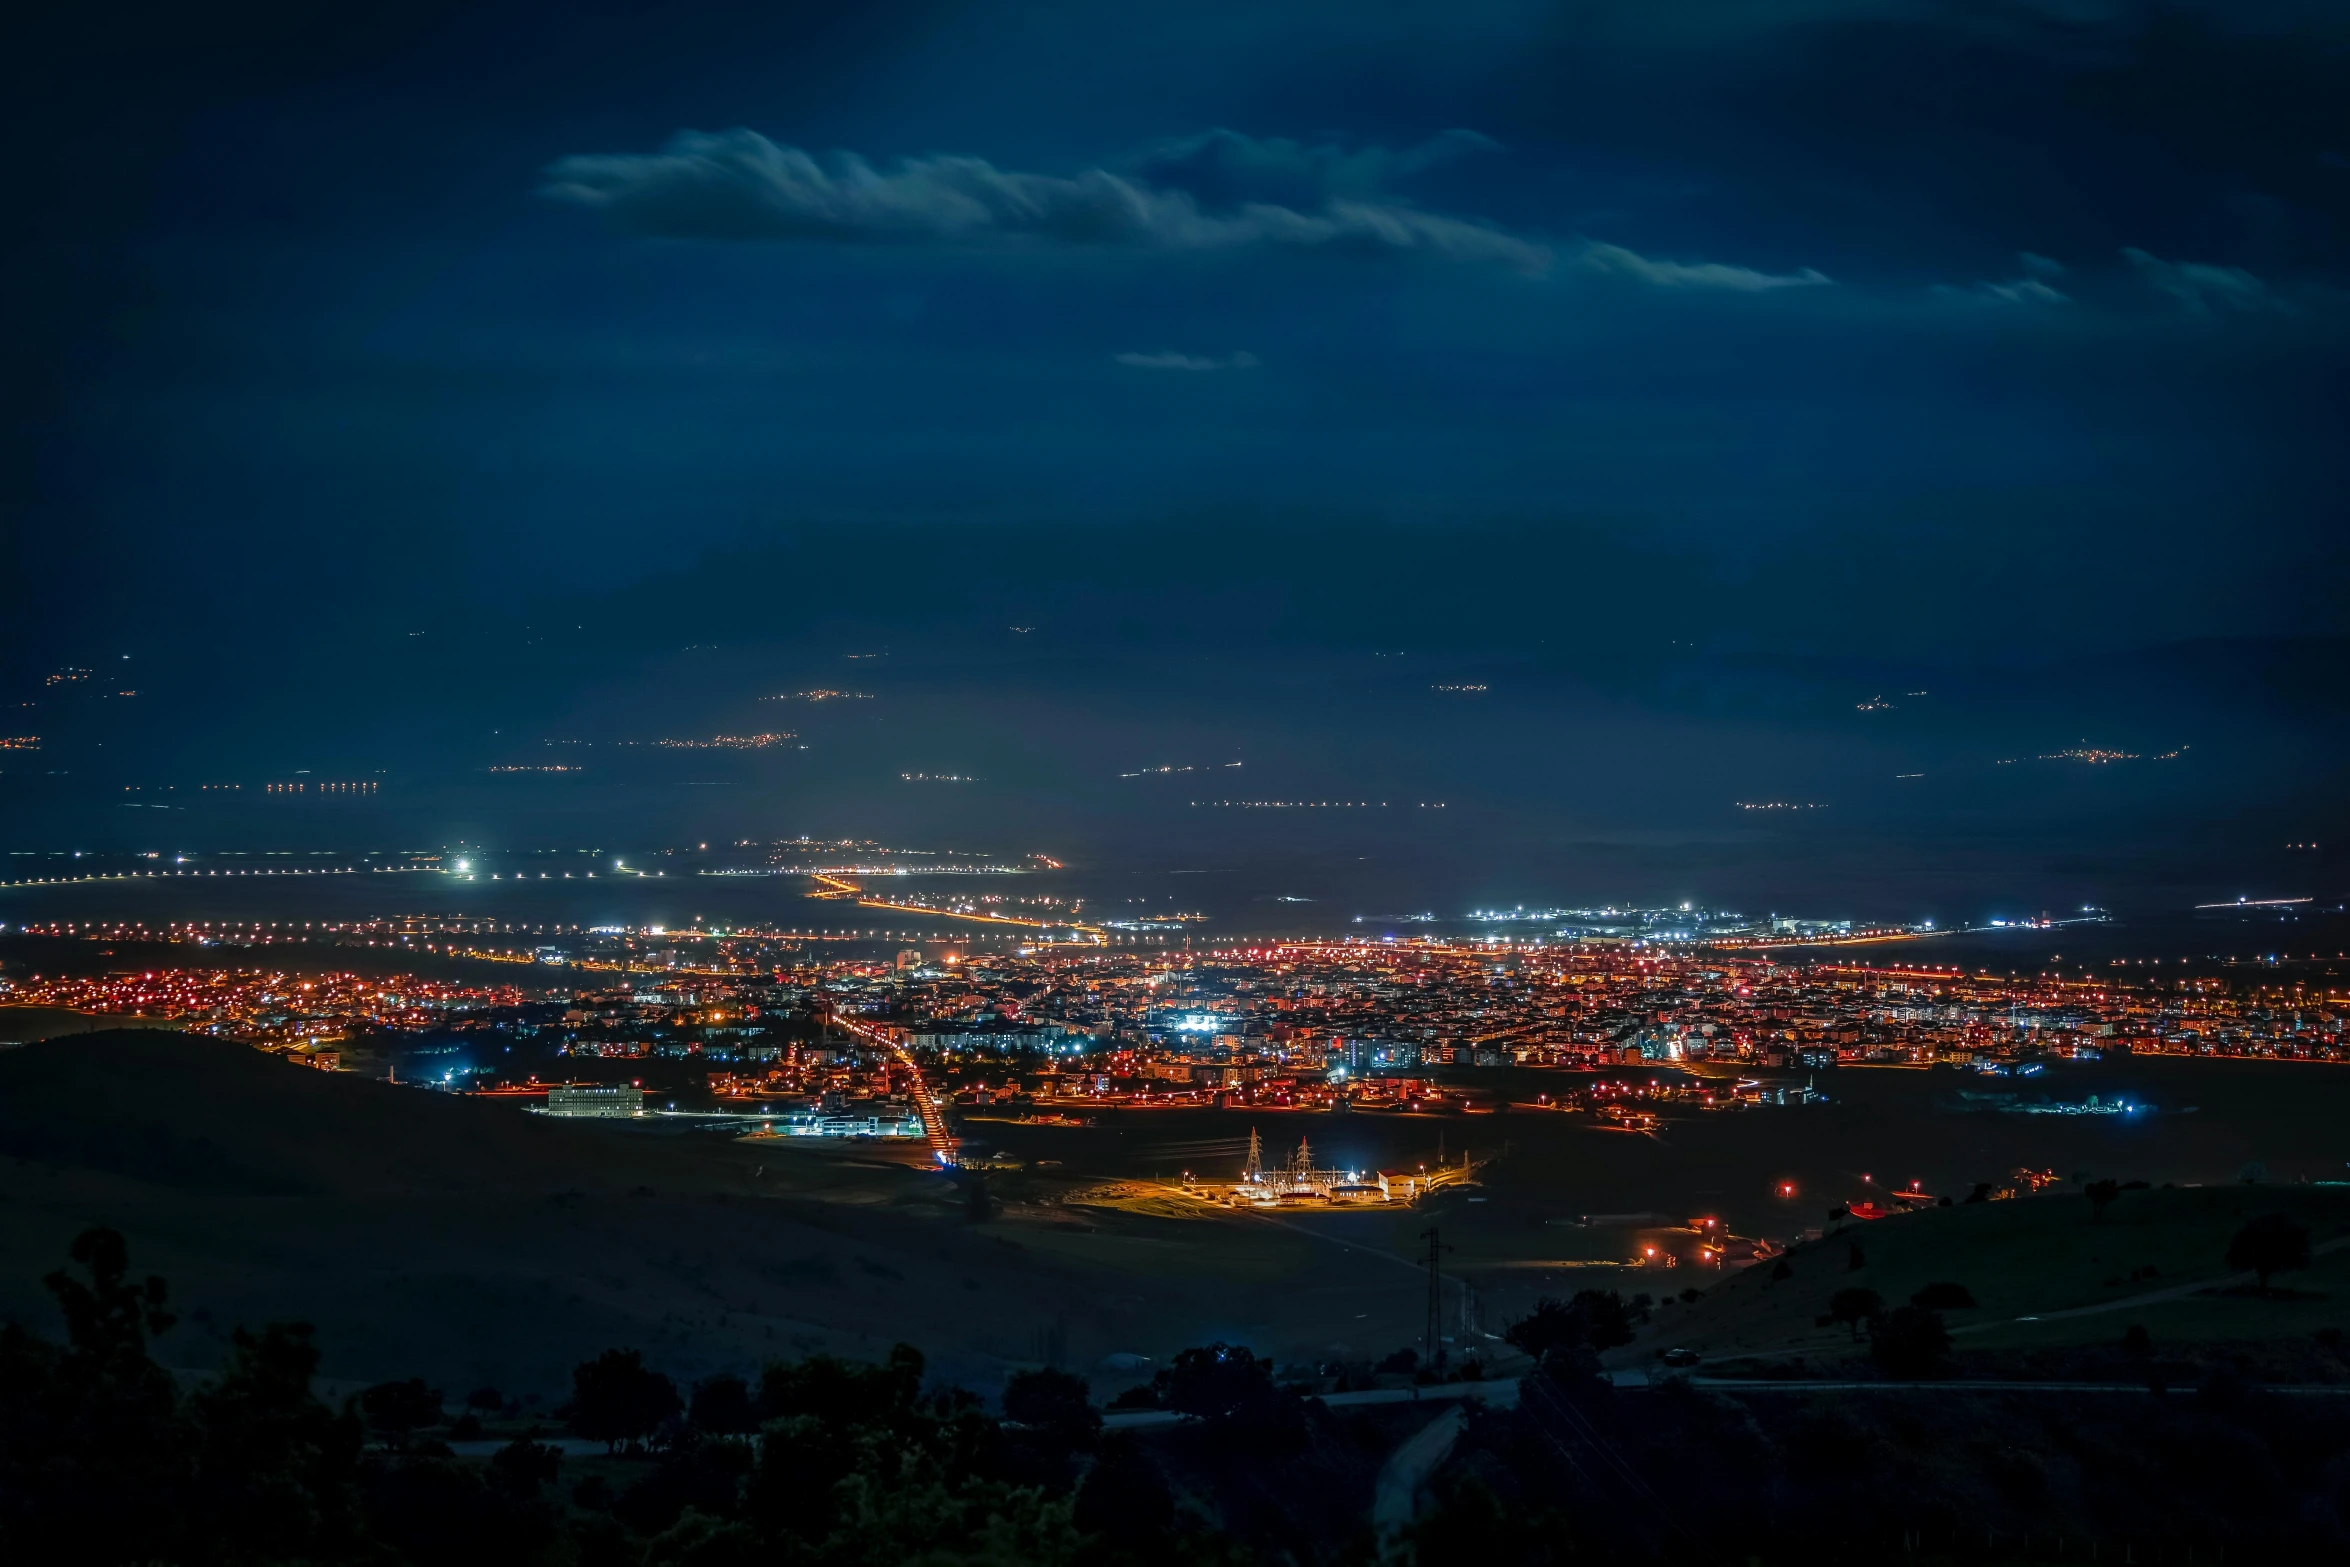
[1421,1225,1448,1372]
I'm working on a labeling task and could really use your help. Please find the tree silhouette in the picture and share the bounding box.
[8,1231,379,1565]
[1504,1290,1639,1361]
[1870,1306,1951,1379]
[3,1234,1116,1567]
[1072,1432,1174,1546]
[19,1226,188,1561]
[485,1436,561,1503]
[758,1343,924,1431]
[191,1321,368,1562]
[1829,1287,1882,1340]
[2227,1213,2312,1292]
[1503,1296,1576,1359]
[1407,1473,1577,1567]
[360,1378,445,1444]
[1003,1366,1100,1450]
[1161,1343,1274,1421]
[1122,1342,1306,1448]
[569,1350,682,1453]
[43,1226,174,1371]
[687,1374,759,1436]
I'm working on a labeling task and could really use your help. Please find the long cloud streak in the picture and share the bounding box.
[544,130,1840,297]
[544,130,1552,273]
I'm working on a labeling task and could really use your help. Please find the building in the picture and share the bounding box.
[546,1084,644,1117]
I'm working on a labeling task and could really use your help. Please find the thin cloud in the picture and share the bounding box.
[1980,278,2067,303]
[1115,351,1260,371]
[1576,240,1832,291]
[2123,247,2281,313]
[543,130,1551,272]
[1938,252,2069,304]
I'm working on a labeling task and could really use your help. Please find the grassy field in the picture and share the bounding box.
[1625,1183,2350,1376]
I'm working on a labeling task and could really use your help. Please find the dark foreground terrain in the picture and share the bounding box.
[13,1212,2350,1567]
[0,1030,1427,1397]
[13,1033,2350,1562]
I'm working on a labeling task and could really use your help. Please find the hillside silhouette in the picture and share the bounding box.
[0,1031,1415,1400]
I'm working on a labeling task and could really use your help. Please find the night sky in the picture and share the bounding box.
[4,2,2346,911]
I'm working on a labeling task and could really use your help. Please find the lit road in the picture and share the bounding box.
[807,871,1103,940]
[829,1014,960,1160]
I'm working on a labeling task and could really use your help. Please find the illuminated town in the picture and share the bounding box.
[6,918,2341,1148]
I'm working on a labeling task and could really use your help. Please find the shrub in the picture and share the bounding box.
[360,1378,446,1442]
[2227,1213,2312,1290]
[687,1374,759,1436]
[569,1350,681,1453]
[1869,1306,1950,1379]
[1072,1432,1174,1544]
[1002,1366,1100,1450]
[1828,1287,1882,1339]
[1503,1290,1639,1359]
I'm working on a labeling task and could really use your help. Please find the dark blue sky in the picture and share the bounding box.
[10,0,2348,645]
[3,1,2346,905]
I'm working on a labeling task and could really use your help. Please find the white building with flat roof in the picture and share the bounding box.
[545,1085,644,1118]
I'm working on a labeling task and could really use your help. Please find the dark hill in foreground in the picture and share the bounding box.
[0,1029,715,1197]
[0,1032,1418,1400]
